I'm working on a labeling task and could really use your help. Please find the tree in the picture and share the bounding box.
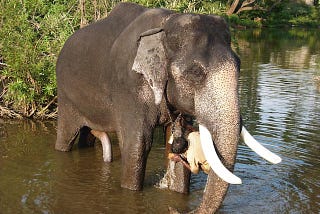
[226,0,283,16]
[226,0,259,15]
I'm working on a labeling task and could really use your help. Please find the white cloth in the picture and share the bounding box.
[183,132,210,174]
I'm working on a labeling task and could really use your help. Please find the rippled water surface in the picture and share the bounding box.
[1,28,320,213]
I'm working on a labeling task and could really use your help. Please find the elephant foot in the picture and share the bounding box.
[55,117,80,152]
[168,207,181,214]
[159,159,190,194]
[120,181,143,191]
[55,143,72,152]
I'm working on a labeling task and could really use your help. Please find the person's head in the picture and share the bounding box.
[171,137,188,154]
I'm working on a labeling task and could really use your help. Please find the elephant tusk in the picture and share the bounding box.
[199,124,242,185]
[241,126,282,164]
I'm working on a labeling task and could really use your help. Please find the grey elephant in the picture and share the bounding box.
[55,2,281,213]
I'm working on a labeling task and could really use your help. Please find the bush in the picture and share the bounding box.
[225,0,320,28]
[128,0,225,14]
[265,1,320,27]
[0,0,79,118]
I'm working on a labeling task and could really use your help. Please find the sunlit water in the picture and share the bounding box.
[1,28,319,213]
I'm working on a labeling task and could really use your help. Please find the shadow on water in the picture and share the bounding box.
[1,28,320,213]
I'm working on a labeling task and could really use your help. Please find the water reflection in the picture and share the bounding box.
[0,28,320,213]
[223,28,320,213]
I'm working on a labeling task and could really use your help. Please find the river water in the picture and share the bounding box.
[0,28,319,213]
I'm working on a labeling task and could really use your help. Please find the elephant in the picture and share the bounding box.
[55,2,281,213]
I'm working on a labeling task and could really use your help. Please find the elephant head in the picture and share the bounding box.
[132,12,280,213]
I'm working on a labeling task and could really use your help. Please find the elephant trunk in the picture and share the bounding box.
[193,60,240,213]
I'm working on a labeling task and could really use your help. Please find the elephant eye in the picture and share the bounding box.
[184,64,206,83]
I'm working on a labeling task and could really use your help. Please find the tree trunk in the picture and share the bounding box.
[79,0,87,28]
[226,0,240,16]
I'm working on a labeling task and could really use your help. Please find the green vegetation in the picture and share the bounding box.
[0,0,79,118]
[261,1,320,27]
[0,0,319,119]
[225,0,320,28]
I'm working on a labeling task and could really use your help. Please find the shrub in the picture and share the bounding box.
[0,0,79,118]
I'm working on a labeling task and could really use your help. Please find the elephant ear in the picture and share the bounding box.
[132,29,167,105]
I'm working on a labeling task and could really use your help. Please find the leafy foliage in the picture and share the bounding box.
[0,0,79,118]
[126,0,225,14]
[227,0,320,27]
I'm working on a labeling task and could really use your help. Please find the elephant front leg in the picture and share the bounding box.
[118,127,153,191]
[55,103,83,151]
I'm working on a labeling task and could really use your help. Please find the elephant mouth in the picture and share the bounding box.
[170,124,282,184]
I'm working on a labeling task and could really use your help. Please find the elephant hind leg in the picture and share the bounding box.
[55,120,80,151]
[91,130,112,162]
[55,101,84,151]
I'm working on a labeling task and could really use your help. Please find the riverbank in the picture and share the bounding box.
[0,0,319,119]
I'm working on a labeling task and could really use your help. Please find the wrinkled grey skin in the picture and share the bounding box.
[55,2,240,213]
